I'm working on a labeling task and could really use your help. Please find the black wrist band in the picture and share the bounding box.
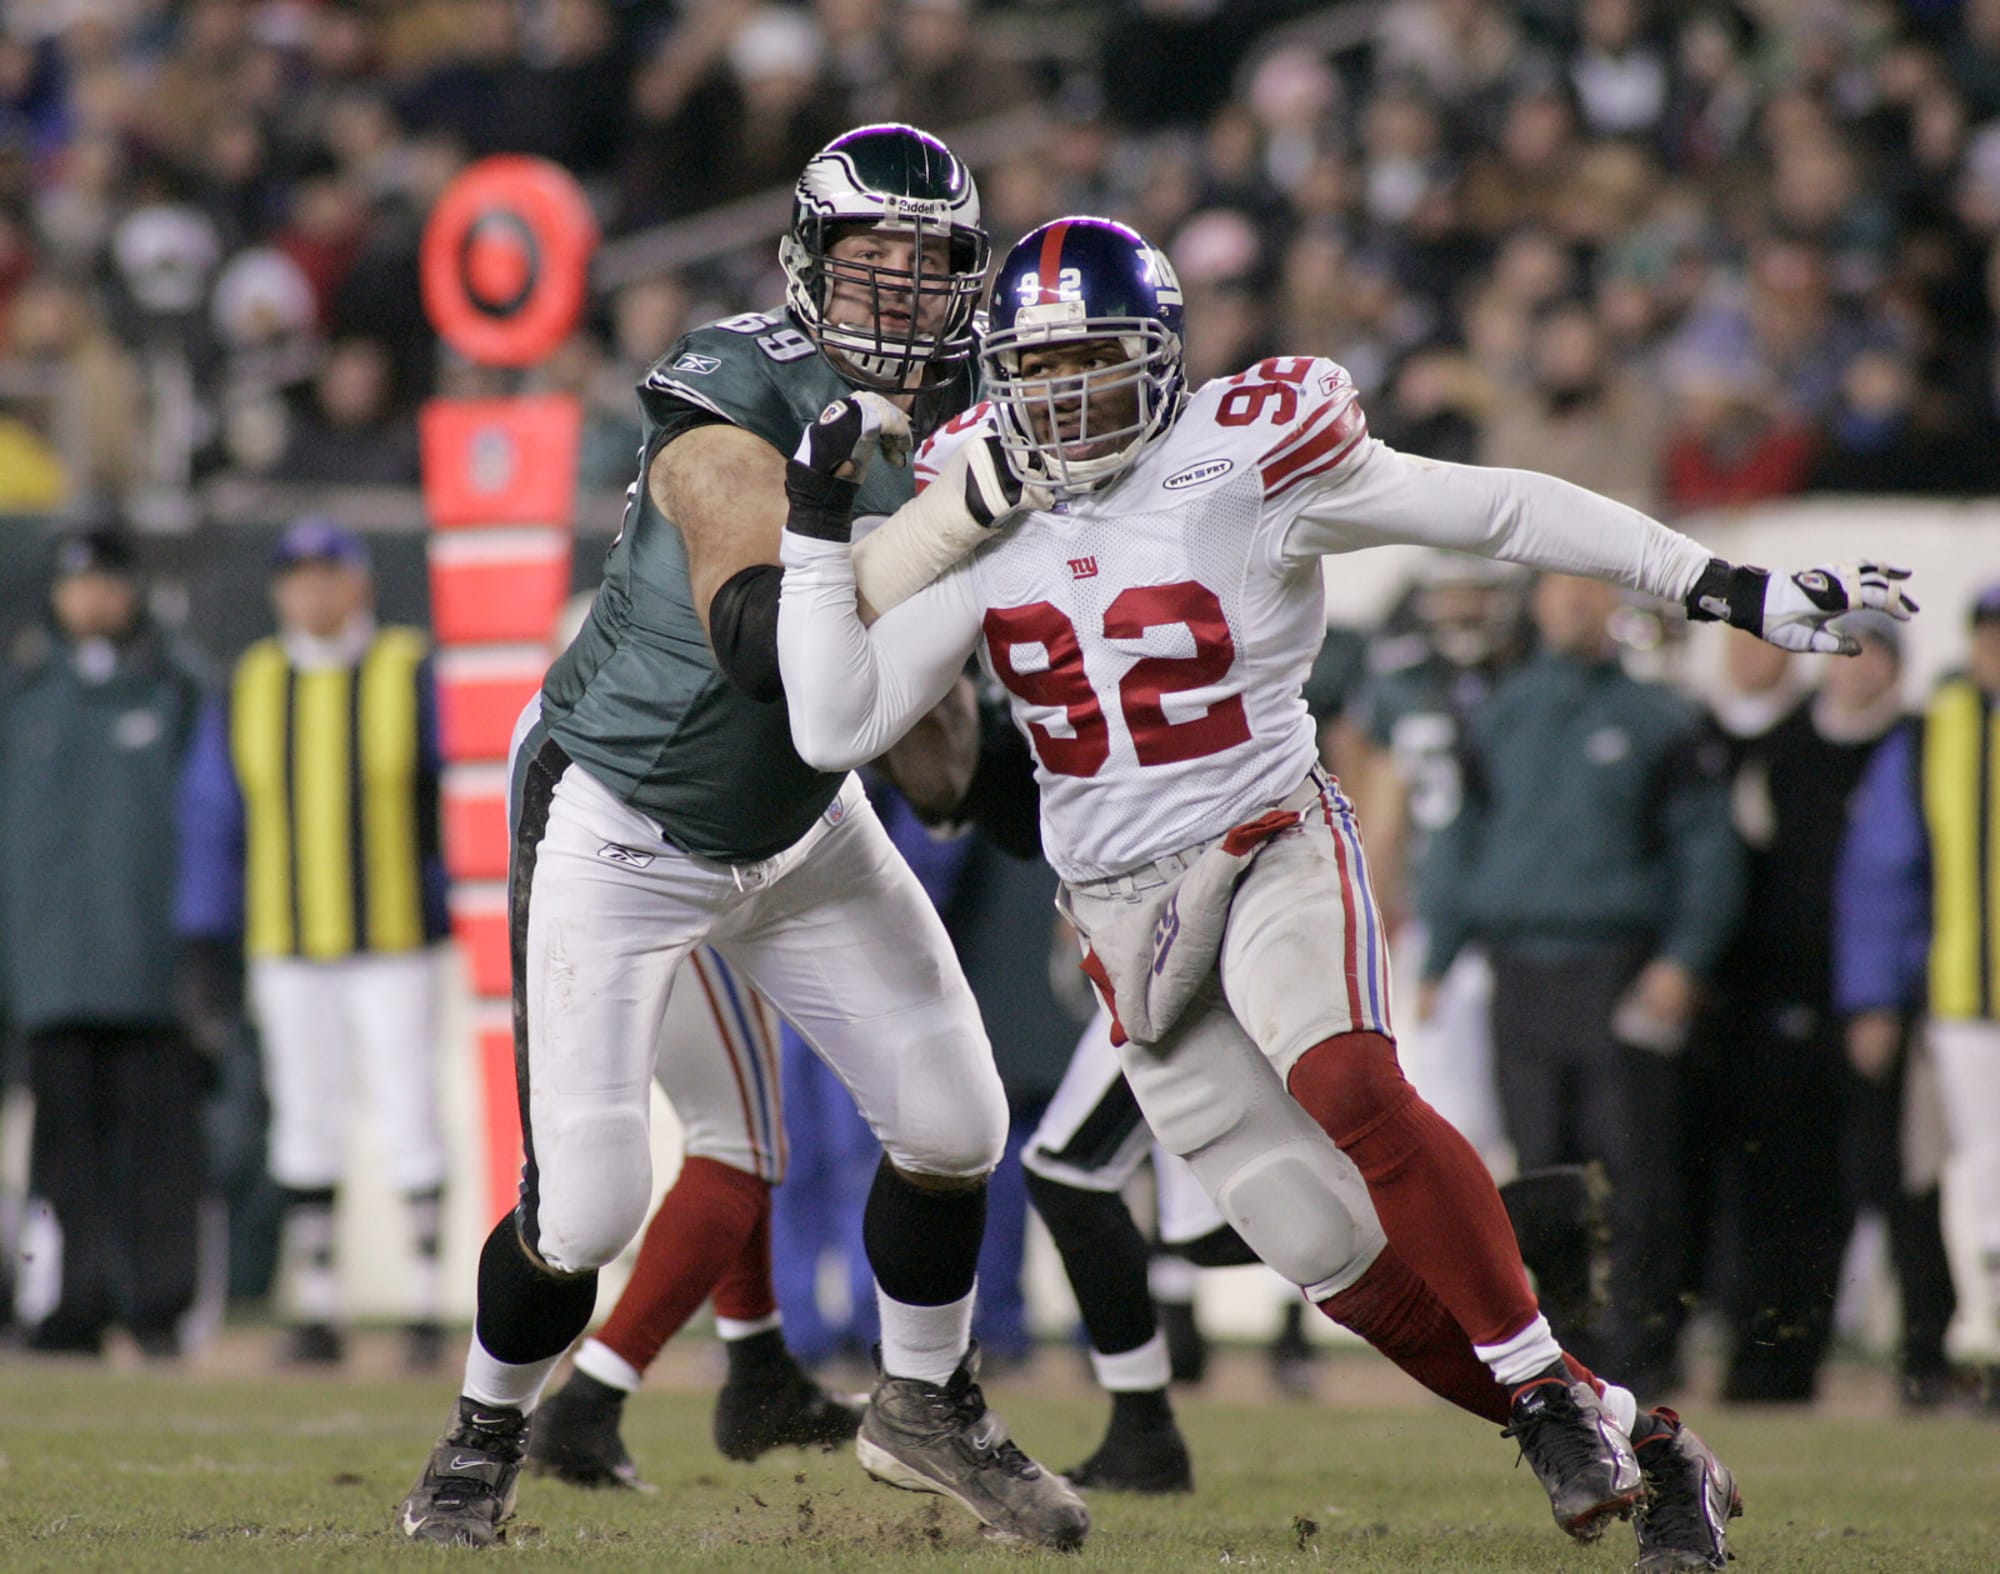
[1684,557,1769,633]
[784,460,860,543]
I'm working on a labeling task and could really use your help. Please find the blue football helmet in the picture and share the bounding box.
[980,217,1187,495]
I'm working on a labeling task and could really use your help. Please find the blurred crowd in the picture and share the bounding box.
[9,0,2000,508]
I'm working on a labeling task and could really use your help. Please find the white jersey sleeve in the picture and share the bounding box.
[778,528,987,773]
[1266,384,1712,601]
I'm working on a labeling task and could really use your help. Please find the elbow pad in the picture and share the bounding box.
[709,563,785,702]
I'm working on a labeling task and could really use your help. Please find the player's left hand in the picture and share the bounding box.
[1686,558,1917,655]
[792,392,913,482]
[932,432,1054,532]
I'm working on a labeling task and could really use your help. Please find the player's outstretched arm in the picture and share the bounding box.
[1281,442,1916,652]
[778,398,988,772]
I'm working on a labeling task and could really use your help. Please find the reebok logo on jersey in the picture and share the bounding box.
[1163,458,1234,491]
[597,842,656,868]
[671,353,721,374]
[1068,556,1099,579]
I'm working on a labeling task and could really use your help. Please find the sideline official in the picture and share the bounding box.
[178,517,449,1369]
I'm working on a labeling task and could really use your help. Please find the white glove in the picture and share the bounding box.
[1685,558,1917,655]
[790,391,912,483]
[934,431,1054,532]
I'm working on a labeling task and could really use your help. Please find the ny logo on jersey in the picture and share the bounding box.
[1068,556,1099,579]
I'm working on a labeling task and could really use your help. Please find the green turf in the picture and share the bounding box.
[0,1356,1994,1571]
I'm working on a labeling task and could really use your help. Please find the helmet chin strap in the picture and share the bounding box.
[823,340,931,393]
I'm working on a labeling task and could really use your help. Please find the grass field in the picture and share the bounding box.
[1,1343,1996,1572]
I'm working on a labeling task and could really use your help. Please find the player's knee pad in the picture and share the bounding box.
[535,1188,650,1275]
[880,1134,1005,1181]
[529,1113,654,1273]
[1286,1031,1412,1147]
[1188,1133,1385,1295]
[879,1057,1007,1180]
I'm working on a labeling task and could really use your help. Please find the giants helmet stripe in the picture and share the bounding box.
[1035,221,1072,304]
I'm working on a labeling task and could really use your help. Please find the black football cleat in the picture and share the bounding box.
[1631,1407,1743,1571]
[713,1338,865,1462]
[856,1344,1089,1549]
[398,1397,530,1547]
[278,1321,344,1367]
[1063,1419,1193,1494]
[526,1370,655,1491]
[1503,1373,1643,1543]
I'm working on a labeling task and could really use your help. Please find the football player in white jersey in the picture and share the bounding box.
[774,216,1918,1567]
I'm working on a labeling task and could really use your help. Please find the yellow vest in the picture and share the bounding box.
[231,627,431,959]
[1921,676,2000,1019]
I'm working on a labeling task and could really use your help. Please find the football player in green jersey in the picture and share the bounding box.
[401,125,1084,1551]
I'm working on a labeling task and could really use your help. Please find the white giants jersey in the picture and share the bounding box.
[915,356,1370,882]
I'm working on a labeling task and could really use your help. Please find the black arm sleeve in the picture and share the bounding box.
[708,563,786,703]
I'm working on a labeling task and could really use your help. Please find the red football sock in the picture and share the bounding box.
[1288,1032,1538,1348]
[1316,1242,1511,1425]
[594,1156,770,1375]
[712,1183,776,1323]
[1563,1352,1606,1399]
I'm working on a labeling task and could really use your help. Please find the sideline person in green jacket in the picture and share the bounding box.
[0,526,208,1357]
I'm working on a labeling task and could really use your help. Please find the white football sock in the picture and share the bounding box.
[1474,1313,1564,1389]
[878,1287,973,1385]
[573,1337,643,1394]
[462,1331,562,1414]
[1092,1331,1172,1392]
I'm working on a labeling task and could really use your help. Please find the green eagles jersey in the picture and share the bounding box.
[1353,647,1500,873]
[541,309,970,862]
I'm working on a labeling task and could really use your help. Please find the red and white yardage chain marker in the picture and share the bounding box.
[419,157,595,1224]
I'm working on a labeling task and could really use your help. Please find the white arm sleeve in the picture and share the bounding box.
[1277,440,1713,601]
[778,531,986,772]
[849,484,996,622]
